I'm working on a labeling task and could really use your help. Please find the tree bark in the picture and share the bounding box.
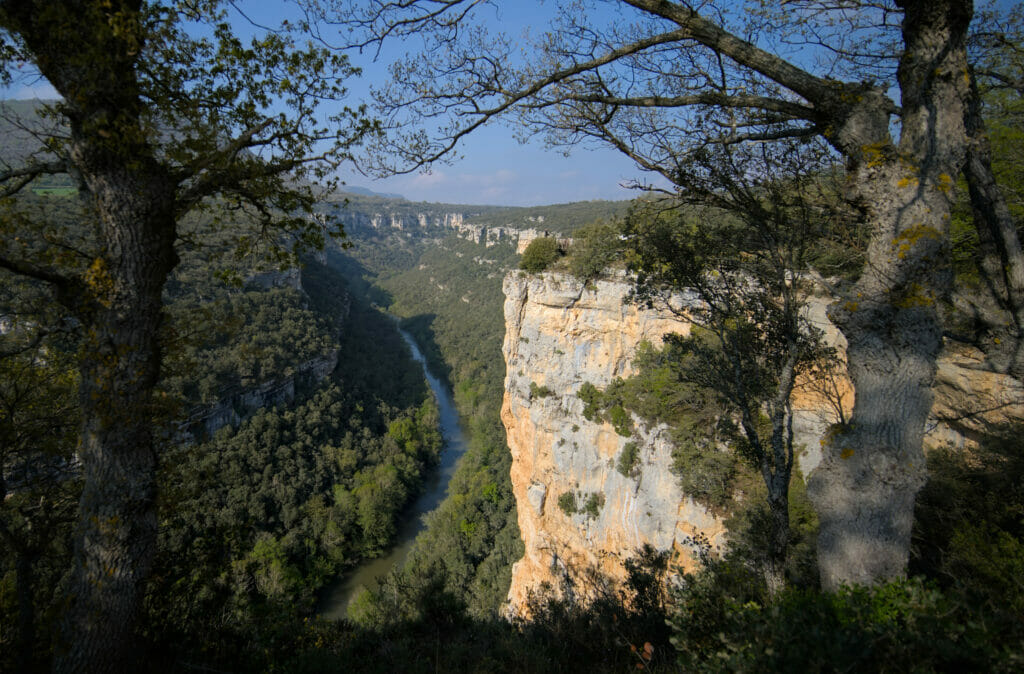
[52,164,177,674]
[763,492,789,597]
[963,70,1024,375]
[808,0,973,590]
[0,3,180,671]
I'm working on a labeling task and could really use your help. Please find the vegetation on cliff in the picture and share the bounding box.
[2,1,1024,670]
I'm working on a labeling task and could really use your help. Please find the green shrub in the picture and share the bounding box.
[566,220,626,280]
[577,381,602,421]
[583,492,605,519]
[668,570,1015,673]
[557,491,578,515]
[529,381,554,399]
[607,404,632,437]
[617,442,641,478]
[519,237,562,272]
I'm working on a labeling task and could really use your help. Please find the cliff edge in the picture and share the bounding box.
[501,272,727,614]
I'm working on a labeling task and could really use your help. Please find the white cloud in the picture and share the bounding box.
[409,170,449,187]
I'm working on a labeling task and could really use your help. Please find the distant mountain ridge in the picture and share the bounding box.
[324,191,632,244]
[337,185,407,200]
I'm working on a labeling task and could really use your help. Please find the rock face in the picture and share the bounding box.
[501,271,728,614]
[501,271,1024,614]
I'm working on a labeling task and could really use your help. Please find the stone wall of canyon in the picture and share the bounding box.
[501,271,1024,615]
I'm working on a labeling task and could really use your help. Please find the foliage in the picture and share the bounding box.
[583,492,605,519]
[529,381,553,399]
[566,220,628,281]
[0,328,80,672]
[557,491,578,516]
[329,230,524,619]
[616,442,640,478]
[140,262,441,658]
[161,286,334,404]
[519,236,562,273]
[912,425,1024,617]
[576,380,634,437]
[668,568,1020,673]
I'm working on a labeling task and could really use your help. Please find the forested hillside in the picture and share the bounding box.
[3,1,1024,672]
[0,202,445,670]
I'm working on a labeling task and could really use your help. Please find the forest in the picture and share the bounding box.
[2,1,1024,673]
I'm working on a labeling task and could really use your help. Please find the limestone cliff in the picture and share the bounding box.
[501,271,727,613]
[501,272,1024,614]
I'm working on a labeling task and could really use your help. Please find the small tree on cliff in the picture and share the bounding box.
[0,2,372,671]
[520,236,562,273]
[339,0,993,589]
[627,138,848,594]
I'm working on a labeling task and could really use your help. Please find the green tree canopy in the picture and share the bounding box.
[519,236,561,273]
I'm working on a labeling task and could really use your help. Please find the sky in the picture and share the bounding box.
[332,1,653,206]
[1,1,656,208]
[3,1,1016,207]
[1,1,648,207]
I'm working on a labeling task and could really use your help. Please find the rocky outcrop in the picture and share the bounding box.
[329,200,563,250]
[501,271,727,614]
[501,272,1024,614]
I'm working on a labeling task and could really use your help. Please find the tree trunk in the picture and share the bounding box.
[963,70,1024,375]
[48,124,178,671]
[52,164,177,673]
[808,0,972,590]
[0,3,182,671]
[763,491,790,597]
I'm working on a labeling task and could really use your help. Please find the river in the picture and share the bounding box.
[318,326,469,620]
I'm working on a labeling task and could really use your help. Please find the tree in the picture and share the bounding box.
[626,138,846,594]
[0,2,371,671]
[0,323,80,674]
[343,0,986,589]
[956,9,1024,374]
[519,236,562,272]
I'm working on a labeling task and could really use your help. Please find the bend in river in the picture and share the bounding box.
[318,326,468,619]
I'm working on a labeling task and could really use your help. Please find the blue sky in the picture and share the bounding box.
[2,1,645,207]
[4,1,1016,207]
[1,1,649,207]
[333,1,651,206]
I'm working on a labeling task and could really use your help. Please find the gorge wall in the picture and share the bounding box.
[501,271,1024,615]
[500,272,726,613]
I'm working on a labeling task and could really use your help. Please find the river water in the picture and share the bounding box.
[318,327,469,620]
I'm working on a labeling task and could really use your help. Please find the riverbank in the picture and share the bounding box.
[317,327,468,619]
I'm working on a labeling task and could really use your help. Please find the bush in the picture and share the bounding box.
[577,381,602,421]
[557,491,578,515]
[529,381,554,399]
[583,492,605,519]
[519,237,562,272]
[567,220,625,280]
[668,569,1015,673]
[617,442,640,478]
[607,404,632,437]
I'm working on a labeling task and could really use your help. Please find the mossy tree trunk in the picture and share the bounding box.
[807,0,972,590]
